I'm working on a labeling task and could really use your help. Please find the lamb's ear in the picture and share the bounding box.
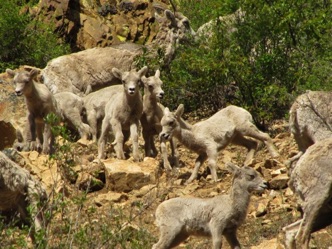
[24,65,41,73]
[6,69,16,78]
[141,75,147,86]
[225,162,240,174]
[29,69,39,79]
[112,67,122,80]
[163,107,170,116]
[138,66,148,77]
[175,104,184,118]
[165,10,177,27]
[155,69,160,78]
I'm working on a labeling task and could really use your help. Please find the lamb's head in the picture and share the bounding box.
[141,69,164,99]
[226,162,268,193]
[164,10,196,44]
[112,66,148,96]
[6,68,39,96]
[160,104,184,140]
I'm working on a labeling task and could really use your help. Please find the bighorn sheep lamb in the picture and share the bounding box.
[54,91,92,140]
[283,137,332,249]
[0,151,47,238]
[6,67,58,154]
[160,104,279,183]
[152,162,267,249]
[42,10,195,96]
[140,70,179,170]
[98,66,148,161]
[289,90,332,153]
[83,85,123,142]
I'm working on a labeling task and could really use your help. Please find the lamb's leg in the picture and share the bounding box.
[160,136,172,171]
[87,111,98,142]
[150,135,158,157]
[206,147,219,182]
[282,219,302,249]
[98,117,111,159]
[143,130,152,157]
[296,200,324,249]
[232,134,258,166]
[36,121,44,153]
[210,225,223,249]
[224,229,241,249]
[112,120,126,160]
[170,138,179,167]
[42,124,52,154]
[130,119,140,162]
[153,223,188,249]
[239,123,280,158]
[186,153,208,184]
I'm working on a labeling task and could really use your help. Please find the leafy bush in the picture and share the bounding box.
[0,0,70,72]
[159,0,332,128]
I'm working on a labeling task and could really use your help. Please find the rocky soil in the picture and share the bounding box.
[1,70,332,248]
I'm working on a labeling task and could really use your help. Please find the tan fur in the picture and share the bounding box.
[54,92,92,140]
[83,85,123,142]
[283,137,332,249]
[153,162,267,249]
[6,67,58,154]
[97,66,148,161]
[140,70,179,170]
[160,104,279,183]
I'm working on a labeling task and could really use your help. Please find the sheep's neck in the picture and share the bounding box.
[143,92,158,108]
[124,91,141,106]
[176,125,203,152]
[24,81,37,99]
[230,181,251,218]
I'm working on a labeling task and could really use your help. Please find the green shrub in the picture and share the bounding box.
[0,0,70,72]
[159,0,332,128]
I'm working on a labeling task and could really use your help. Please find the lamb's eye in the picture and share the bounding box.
[248,174,255,180]
[169,121,174,126]
[148,85,153,89]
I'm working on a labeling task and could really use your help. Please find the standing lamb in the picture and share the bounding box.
[0,151,47,240]
[289,90,332,153]
[6,67,58,154]
[140,70,179,170]
[152,162,267,249]
[283,137,332,249]
[160,104,279,183]
[83,85,123,142]
[98,66,148,161]
[54,91,92,140]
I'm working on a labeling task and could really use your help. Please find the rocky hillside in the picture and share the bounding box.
[1,68,332,247]
[0,1,332,248]
[32,0,170,50]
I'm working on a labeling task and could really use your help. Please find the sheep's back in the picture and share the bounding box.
[289,137,332,207]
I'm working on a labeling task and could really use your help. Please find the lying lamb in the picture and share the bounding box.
[289,91,332,160]
[283,137,332,249]
[140,70,179,170]
[152,162,267,249]
[83,85,123,142]
[6,67,58,154]
[0,151,47,239]
[160,104,279,183]
[98,66,148,161]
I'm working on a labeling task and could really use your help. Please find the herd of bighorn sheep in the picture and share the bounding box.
[2,6,332,248]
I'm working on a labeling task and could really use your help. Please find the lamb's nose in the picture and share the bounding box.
[159,92,164,98]
[129,87,135,92]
